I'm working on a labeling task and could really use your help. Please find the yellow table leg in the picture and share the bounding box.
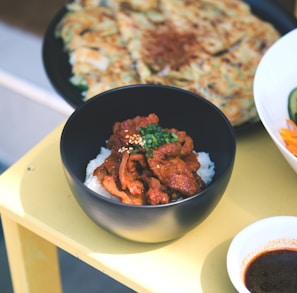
[1,216,62,293]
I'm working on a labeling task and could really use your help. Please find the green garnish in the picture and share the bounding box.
[288,87,297,124]
[139,123,178,157]
[69,75,88,91]
[119,123,179,157]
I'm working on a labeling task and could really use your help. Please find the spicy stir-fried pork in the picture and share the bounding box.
[93,113,206,205]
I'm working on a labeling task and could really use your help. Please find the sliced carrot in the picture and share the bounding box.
[280,129,297,138]
[280,119,297,157]
[287,144,297,156]
[287,119,297,130]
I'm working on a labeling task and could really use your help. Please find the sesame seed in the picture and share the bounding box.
[118,133,145,154]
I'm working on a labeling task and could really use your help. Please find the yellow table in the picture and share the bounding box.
[0,122,296,293]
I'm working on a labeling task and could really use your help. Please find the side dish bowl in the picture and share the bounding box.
[60,84,236,243]
[254,28,297,174]
[227,216,297,293]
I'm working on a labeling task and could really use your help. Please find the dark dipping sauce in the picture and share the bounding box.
[245,249,297,293]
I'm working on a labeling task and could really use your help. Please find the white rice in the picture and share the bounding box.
[84,147,215,199]
[84,147,119,200]
[196,151,215,185]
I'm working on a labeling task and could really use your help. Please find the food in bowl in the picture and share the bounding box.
[60,84,236,242]
[55,0,281,126]
[280,119,297,157]
[84,113,215,205]
[253,28,297,174]
[279,87,297,157]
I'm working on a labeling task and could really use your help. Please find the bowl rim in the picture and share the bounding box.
[254,28,297,164]
[60,84,236,208]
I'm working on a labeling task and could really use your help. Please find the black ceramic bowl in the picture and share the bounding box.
[60,85,236,243]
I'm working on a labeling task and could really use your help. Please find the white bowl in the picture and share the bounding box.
[227,216,297,293]
[254,28,297,174]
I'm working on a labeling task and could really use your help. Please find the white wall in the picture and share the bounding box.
[0,22,73,166]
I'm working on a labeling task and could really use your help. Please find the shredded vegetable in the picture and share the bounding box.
[280,119,297,156]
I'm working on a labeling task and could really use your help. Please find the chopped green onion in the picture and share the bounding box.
[138,123,178,156]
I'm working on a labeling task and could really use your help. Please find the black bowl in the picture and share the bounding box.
[60,85,236,243]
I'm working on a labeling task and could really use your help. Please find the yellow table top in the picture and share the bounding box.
[0,122,296,293]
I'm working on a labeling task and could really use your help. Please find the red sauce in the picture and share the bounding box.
[244,249,297,293]
[142,23,196,71]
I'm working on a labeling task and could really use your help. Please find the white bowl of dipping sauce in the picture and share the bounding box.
[227,216,297,293]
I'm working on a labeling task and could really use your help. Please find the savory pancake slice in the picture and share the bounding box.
[191,54,256,125]
[160,0,252,55]
[189,15,279,125]
[55,0,280,126]
[55,5,140,99]
[114,0,159,12]
[114,0,198,91]
[55,6,118,51]
[65,0,102,11]
[159,0,279,125]
[112,0,280,125]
